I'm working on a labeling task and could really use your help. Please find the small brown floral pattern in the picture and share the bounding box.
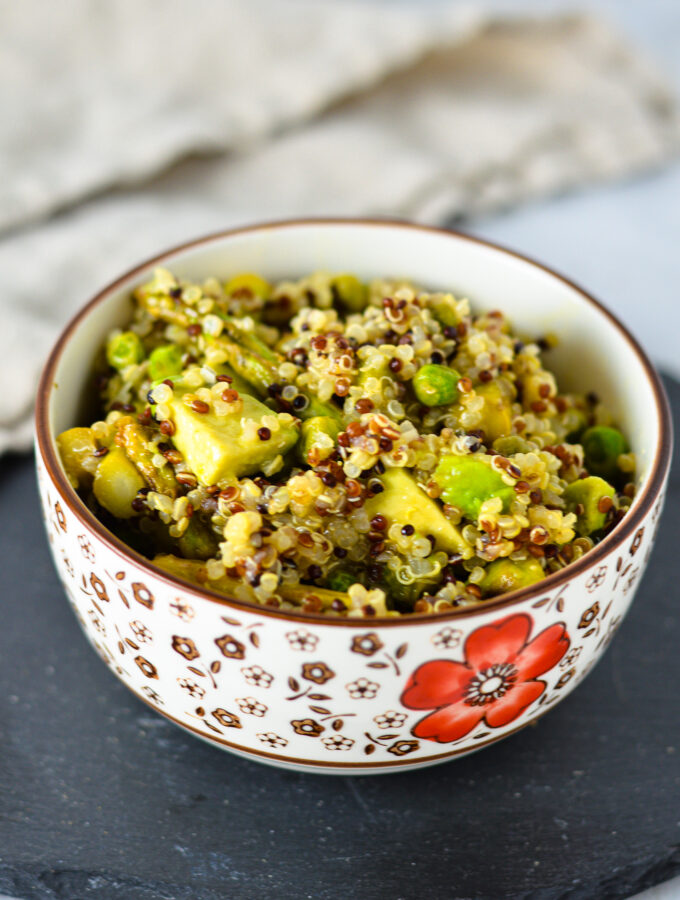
[177,678,205,699]
[90,572,109,603]
[431,626,463,649]
[235,697,267,717]
[132,582,154,609]
[623,567,640,595]
[346,677,380,700]
[291,718,324,737]
[578,602,600,630]
[172,635,200,660]
[286,629,319,652]
[130,620,152,643]
[215,634,246,659]
[301,661,335,684]
[134,655,158,679]
[241,665,274,688]
[387,740,420,757]
[555,669,575,690]
[629,528,644,556]
[88,609,106,635]
[374,710,407,729]
[257,732,288,748]
[212,708,242,729]
[141,685,163,705]
[61,554,74,578]
[322,735,354,751]
[586,566,608,593]
[560,647,582,669]
[55,501,67,533]
[169,599,195,622]
[350,633,384,656]
[78,535,95,562]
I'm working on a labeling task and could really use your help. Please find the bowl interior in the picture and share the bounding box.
[44,220,663,524]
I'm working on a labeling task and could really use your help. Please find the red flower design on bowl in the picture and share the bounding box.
[401,613,569,743]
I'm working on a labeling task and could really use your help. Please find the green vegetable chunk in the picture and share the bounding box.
[300,416,341,463]
[167,389,299,484]
[331,274,368,312]
[428,294,459,327]
[93,447,145,518]
[480,558,545,596]
[364,468,471,557]
[148,344,183,382]
[177,518,219,560]
[413,364,461,406]
[581,426,628,480]
[326,568,363,593]
[57,427,100,489]
[106,331,145,371]
[224,273,272,300]
[434,455,515,520]
[154,554,352,610]
[563,475,616,536]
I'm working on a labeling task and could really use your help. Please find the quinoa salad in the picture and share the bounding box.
[57,269,636,618]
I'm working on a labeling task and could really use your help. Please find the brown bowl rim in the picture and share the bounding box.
[35,217,673,628]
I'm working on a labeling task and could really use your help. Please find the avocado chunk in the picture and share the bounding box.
[434,455,515,520]
[480,557,545,596]
[563,475,616,536]
[167,390,299,485]
[475,382,513,442]
[93,447,145,518]
[364,467,472,558]
[446,381,513,442]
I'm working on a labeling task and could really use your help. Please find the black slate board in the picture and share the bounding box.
[1,378,679,900]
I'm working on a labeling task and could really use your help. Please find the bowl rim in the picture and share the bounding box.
[35,217,673,628]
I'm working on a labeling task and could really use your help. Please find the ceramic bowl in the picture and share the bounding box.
[35,219,672,774]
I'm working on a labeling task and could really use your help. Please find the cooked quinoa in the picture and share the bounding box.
[57,269,636,617]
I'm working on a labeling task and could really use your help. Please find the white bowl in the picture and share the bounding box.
[35,219,672,774]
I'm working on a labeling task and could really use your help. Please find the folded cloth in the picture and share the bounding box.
[1,0,678,453]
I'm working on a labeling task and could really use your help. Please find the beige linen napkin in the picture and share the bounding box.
[1,0,678,453]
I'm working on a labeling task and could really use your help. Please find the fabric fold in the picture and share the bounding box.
[1,2,678,453]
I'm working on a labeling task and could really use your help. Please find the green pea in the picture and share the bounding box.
[433,455,515,519]
[106,331,145,371]
[581,426,628,480]
[148,344,184,382]
[331,274,368,312]
[563,475,616,536]
[413,364,461,406]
